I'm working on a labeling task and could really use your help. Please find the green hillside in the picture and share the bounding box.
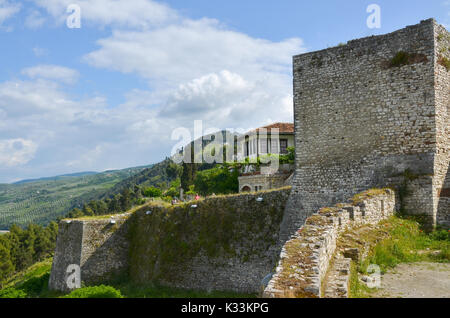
[101,158,176,198]
[0,131,238,230]
[0,165,152,230]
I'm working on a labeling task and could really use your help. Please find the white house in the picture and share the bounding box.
[237,123,295,162]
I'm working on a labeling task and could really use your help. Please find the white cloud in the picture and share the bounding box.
[32,46,49,57]
[84,18,302,86]
[1,1,304,182]
[0,138,38,167]
[31,0,178,29]
[0,75,168,181]
[158,70,293,128]
[160,71,253,117]
[0,0,20,25]
[82,17,302,130]
[21,65,79,84]
[24,9,46,28]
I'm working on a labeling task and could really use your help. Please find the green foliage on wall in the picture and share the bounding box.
[389,51,428,68]
[438,55,450,71]
[127,188,291,284]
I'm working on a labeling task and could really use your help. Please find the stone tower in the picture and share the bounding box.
[281,19,449,240]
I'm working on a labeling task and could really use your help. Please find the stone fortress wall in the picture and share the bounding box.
[281,19,449,242]
[49,188,291,293]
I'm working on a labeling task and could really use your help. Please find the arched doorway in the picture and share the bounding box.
[241,185,251,192]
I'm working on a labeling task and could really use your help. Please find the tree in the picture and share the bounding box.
[164,187,178,198]
[181,162,197,192]
[166,162,182,180]
[14,228,35,270]
[0,221,58,285]
[143,187,162,198]
[82,205,94,217]
[68,208,84,218]
[0,244,14,286]
[34,225,53,260]
[7,225,22,266]
[95,200,108,215]
[108,195,121,213]
[133,185,142,200]
[120,189,132,211]
[194,165,239,196]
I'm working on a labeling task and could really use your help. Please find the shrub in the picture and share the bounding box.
[280,147,295,164]
[193,166,239,196]
[186,185,196,195]
[389,51,427,68]
[64,285,123,298]
[142,187,162,198]
[390,51,410,67]
[429,229,450,241]
[164,187,178,198]
[0,287,27,298]
[19,273,49,296]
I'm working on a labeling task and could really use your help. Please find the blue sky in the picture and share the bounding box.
[0,0,448,183]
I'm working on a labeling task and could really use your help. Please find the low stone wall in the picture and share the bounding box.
[263,188,396,298]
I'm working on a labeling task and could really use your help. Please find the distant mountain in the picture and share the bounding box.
[0,164,153,230]
[14,172,99,184]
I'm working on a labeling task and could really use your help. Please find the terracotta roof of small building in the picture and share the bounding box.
[253,122,294,134]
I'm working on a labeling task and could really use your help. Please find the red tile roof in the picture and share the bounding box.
[253,122,294,134]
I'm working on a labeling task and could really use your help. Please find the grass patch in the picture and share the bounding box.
[0,259,255,298]
[351,188,391,205]
[0,258,61,298]
[438,55,450,71]
[349,261,373,298]
[63,285,123,298]
[113,282,256,298]
[349,215,450,298]
[360,217,449,274]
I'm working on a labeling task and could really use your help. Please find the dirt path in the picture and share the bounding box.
[372,262,450,298]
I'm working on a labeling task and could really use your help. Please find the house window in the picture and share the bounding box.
[260,138,268,154]
[280,139,288,154]
[270,138,278,154]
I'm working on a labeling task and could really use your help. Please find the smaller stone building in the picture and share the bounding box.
[239,164,294,192]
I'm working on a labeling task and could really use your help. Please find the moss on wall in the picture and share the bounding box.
[127,187,291,287]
